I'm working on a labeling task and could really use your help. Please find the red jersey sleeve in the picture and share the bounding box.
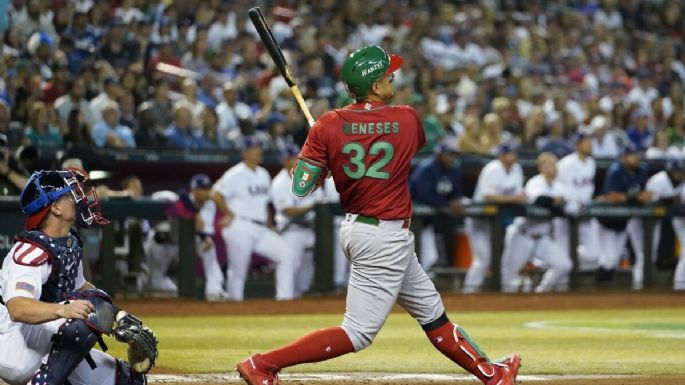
[407,107,427,151]
[299,111,337,167]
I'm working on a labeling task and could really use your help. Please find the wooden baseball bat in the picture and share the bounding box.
[248,6,315,127]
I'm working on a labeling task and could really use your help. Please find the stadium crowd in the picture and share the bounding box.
[1,0,685,297]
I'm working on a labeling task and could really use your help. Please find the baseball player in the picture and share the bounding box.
[167,174,226,300]
[410,139,464,271]
[143,220,178,294]
[211,137,297,301]
[0,168,157,385]
[644,159,685,290]
[500,153,573,293]
[270,144,322,297]
[554,132,599,272]
[236,45,519,385]
[596,143,651,289]
[462,144,527,293]
[321,176,350,289]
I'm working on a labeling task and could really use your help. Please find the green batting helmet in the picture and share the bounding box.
[341,45,404,99]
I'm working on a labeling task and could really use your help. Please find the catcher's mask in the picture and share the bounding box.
[20,167,109,229]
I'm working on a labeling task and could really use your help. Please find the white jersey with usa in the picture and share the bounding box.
[473,159,524,202]
[212,162,272,223]
[557,153,595,204]
[514,174,565,236]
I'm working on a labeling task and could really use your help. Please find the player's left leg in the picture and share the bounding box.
[254,227,298,300]
[64,349,145,385]
[627,218,645,290]
[396,236,520,385]
[419,224,439,271]
[533,236,573,293]
[280,228,314,297]
[500,225,535,293]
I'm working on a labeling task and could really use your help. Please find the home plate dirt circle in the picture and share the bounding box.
[147,373,685,385]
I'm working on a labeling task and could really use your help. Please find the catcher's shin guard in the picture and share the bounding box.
[116,359,147,385]
[31,319,100,385]
[423,313,515,384]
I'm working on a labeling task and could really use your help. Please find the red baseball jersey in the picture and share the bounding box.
[300,101,426,220]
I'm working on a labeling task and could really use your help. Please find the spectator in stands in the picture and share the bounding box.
[177,78,204,124]
[457,114,488,155]
[63,108,93,147]
[410,139,464,271]
[626,108,654,151]
[263,113,289,152]
[415,93,447,154]
[0,133,28,196]
[199,106,226,148]
[41,62,69,104]
[90,76,121,123]
[99,17,140,72]
[91,100,136,148]
[538,115,574,159]
[520,106,546,154]
[181,29,210,75]
[165,104,207,150]
[198,73,220,108]
[595,143,650,290]
[22,101,63,147]
[646,130,681,159]
[61,10,98,73]
[15,0,58,43]
[117,93,138,134]
[481,113,504,155]
[54,76,97,127]
[666,109,685,147]
[590,115,622,158]
[216,81,250,137]
[137,78,173,147]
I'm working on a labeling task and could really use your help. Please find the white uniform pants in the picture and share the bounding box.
[145,240,178,293]
[198,240,224,297]
[462,218,491,292]
[500,224,572,293]
[222,218,296,301]
[672,218,685,290]
[339,214,444,351]
[419,225,439,271]
[0,318,117,385]
[280,227,315,297]
[597,218,645,288]
[554,218,600,269]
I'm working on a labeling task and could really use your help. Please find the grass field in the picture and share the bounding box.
[103,306,685,376]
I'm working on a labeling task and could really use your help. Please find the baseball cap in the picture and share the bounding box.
[341,45,403,99]
[241,136,262,150]
[190,174,212,190]
[620,142,639,156]
[434,139,459,155]
[281,144,300,160]
[666,159,685,172]
[496,143,516,155]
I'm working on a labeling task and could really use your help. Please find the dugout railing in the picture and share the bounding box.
[312,202,681,293]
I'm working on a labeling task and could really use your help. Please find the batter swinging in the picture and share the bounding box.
[235,45,520,385]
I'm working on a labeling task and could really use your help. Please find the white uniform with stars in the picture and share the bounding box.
[213,162,296,301]
[500,175,573,292]
[463,159,524,292]
[554,152,599,269]
[645,170,685,290]
[0,241,118,385]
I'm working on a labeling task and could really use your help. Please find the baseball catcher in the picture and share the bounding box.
[0,168,157,385]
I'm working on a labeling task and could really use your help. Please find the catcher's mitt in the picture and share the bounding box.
[114,311,159,374]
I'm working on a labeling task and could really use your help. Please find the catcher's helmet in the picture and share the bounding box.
[341,45,403,99]
[20,168,108,230]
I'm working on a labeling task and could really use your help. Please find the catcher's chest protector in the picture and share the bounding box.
[15,230,83,302]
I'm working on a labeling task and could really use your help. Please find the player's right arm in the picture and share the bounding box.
[2,249,93,324]
[7,297,94,324]
[210,172,236,225]
[293,112,333,197]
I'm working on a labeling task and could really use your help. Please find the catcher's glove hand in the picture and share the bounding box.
[114,311,158,374]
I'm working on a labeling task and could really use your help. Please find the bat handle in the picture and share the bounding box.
[289,86,316,128]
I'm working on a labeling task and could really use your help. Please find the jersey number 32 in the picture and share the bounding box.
[342,141,394,180]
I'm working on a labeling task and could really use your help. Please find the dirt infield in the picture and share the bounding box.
[117,291,685,317]
[121,292,685,385]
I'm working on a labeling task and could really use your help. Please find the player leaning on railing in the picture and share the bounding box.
[0,168,157,385]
